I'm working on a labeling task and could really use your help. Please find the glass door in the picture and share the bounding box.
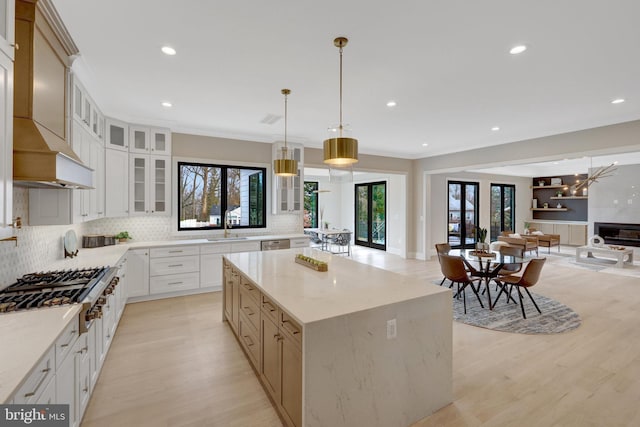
[490,184,516,241]
[355,182,386,250]
[447,181,479,249]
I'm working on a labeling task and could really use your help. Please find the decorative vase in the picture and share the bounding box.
[532,199,537,208]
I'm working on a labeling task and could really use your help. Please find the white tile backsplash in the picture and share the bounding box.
[0,187,302,288]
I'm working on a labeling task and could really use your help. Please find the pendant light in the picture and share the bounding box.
[273,89,298,176]
[323,37,358,166]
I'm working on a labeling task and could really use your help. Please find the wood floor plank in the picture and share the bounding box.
[81,247,640,427]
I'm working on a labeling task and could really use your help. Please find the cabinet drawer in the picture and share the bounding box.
[240,287,260,332]
[201,243,232,254]
[150,272,200,294]
[290,237,310,248]
[240,276,260,303]
[280,311,303,347]
[239,312,261,370]
[261,294,279,322]
[13,346,55,404]
[150,255,199,276]
[150,246,200,258]
[56,317,80,369]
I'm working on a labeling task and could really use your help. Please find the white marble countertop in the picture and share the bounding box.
[0,233,309,404]
[0,305,82,403]
[224,248,450,325]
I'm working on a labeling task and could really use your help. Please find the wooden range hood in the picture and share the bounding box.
[13,0,92,189]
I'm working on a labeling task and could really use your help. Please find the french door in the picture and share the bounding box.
[355,182,386,250]
[490,184,516,241]
[447,181,479,249]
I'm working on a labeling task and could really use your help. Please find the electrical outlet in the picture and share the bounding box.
[386,318,397,339]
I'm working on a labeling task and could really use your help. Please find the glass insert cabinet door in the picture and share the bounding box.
[447,181,479,249]
[355,181,386,250]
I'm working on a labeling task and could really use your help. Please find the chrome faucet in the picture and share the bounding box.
[224,209,232,238]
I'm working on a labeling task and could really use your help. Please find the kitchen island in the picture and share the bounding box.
[223,248,452,427]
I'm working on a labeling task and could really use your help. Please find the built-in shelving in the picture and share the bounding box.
[531,185,566,189]
[550,196,588,200]
[531,208,568,211]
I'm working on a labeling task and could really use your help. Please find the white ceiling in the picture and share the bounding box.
[52,0,640,160]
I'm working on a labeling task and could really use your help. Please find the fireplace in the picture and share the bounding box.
[594,222,640,247]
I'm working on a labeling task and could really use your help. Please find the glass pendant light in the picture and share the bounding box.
[273,89,298,176]
[323,37,358,166]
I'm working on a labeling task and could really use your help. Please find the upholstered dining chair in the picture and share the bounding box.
[434,243,451,286]
[497,245,524,276]
[493,257,547,319]
[439,254,484,314]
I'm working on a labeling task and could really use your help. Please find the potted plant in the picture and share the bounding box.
[475,227,488,251]
[555,190,563,197]
[115,231,131,243]
[524,222,531,234]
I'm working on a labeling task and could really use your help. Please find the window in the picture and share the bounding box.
[490,184,516,241]
[304,181,318,228]
[178,161,266,231]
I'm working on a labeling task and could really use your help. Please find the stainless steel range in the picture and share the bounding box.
[0,266,119,332]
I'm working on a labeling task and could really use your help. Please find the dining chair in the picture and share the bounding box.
[497,245,524,276]
[492,258,546,319]
[434,243,451,286]
[328,230,351,255]
[439,254,484,314]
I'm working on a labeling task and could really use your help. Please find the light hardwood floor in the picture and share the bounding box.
[81,247,640,427]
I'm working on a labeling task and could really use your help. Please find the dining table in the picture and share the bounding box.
[307,228,352,254]
[450,248,532,309]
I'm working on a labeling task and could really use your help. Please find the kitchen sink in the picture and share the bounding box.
[206,237,250,242]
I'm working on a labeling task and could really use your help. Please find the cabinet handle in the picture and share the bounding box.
[281,320,300,335]
[169,250,183,253]
[243,283,254,291]
[168,282,183,286]
[11,43,19,50]
[60,330,78,348]
[168,264,183,268]
[263,302,276,312]
[23,368,51,398]
[76,346,88,354]
[243,306,254,316]
[242,335,254,347]
[274,334,284,342]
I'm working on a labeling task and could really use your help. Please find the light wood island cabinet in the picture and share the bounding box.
[223,249,452,427]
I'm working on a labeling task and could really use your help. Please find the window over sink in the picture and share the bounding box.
[177,161,266,231]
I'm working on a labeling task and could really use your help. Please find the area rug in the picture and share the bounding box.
[450,287,581,334]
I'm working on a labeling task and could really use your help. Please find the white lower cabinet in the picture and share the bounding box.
[13,346,56,404]
[149,246,200,295]
[200,244,231,289]
[105,148,130,217]
[127,248,150,298]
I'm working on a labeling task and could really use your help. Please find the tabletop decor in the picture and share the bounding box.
[295,254,328,271]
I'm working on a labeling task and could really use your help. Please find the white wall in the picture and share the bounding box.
[588,164,640,235]
[422,171,532,260]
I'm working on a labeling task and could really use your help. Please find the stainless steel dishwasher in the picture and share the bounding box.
[261,239,291,251]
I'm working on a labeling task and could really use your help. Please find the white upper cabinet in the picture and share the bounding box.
[0,48,13,238]
[72,76,104,141]
[129,154,171,216]
[128,126,171,155]
[272,142,304,214]
[0,0,15,60]
[129,125,149,154]
[105,148,129,217]
[105,118,128,152]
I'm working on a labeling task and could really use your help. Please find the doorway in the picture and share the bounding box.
[447,181,479,249]
[355,181,386,250]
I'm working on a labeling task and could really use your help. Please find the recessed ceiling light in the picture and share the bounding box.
[422,143,429,147]
[161,46,176,55]
[611,98,625,104]
[161,101,172,107]
[386,101,397,107]
[491,126,500,131]
[509,45,527,55]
